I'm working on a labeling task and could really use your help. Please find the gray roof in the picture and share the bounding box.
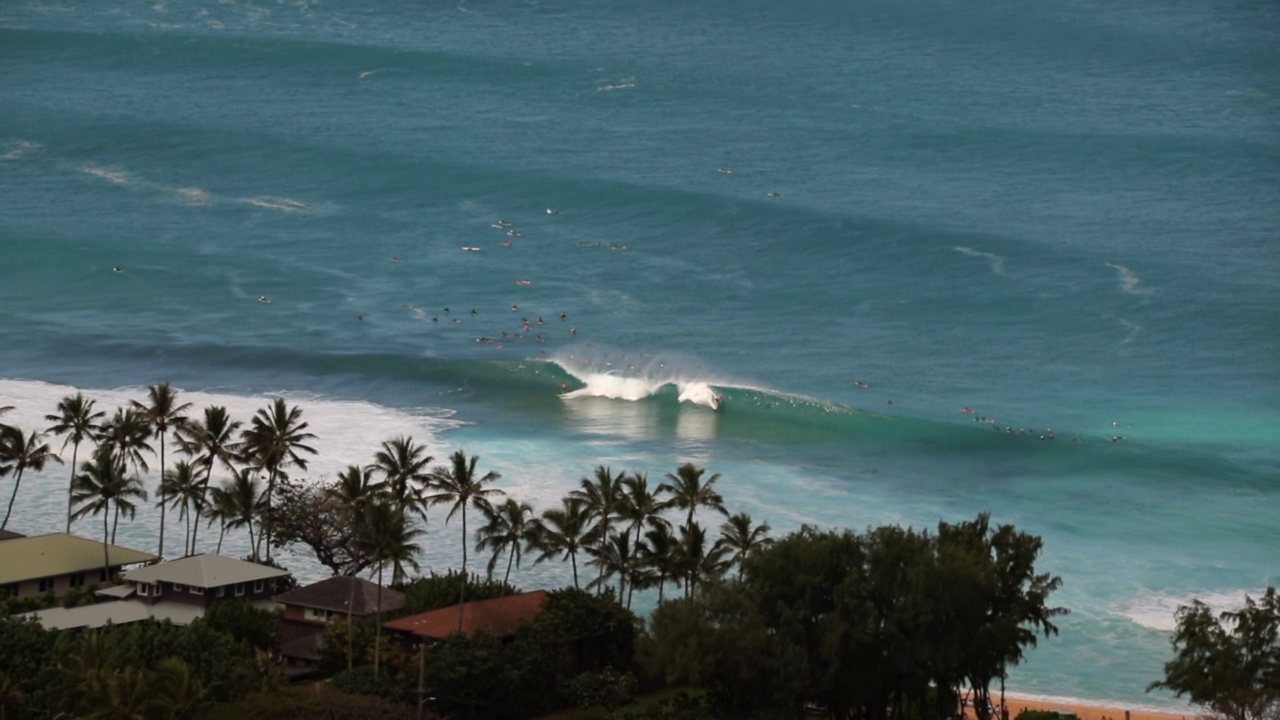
[274,576,405,615]
[20,599,204,630]
[122,554,289,588]
[0,533,158,585]
[95,584,137,600]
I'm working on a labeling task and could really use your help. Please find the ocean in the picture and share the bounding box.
[2,0,1277,709]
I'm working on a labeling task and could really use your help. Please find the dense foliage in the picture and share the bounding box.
[1149,586,1280,720]
[641,515,1067,720]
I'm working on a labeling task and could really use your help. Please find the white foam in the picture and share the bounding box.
[240,196,309,213]
[1,140,42,161]
[555,350,725,409]
[172,186,214,205]
[1118,318,1143,346]
[954,246,1006,276]
[1106,262,1154,300]
[1111,588,1271,632]
[81,165,131,184]
[596,76,637,92]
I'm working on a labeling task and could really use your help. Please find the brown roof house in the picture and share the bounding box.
[383,590,549,643]
[22,553,290,631]
[273,576,406,676]
[0,532,157,600]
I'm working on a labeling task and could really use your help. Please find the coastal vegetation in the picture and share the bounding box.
[5,385,1267,719]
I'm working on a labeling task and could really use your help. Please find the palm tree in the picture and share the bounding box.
[100,665,156,720]
[421,450,504,629]
[372,435,432,510]
[46,392,106,533]
[570,466,627,593]
[239,399,317,561]
[528,497,591,589]
[159,461,204,557]
[176,405,243,554]
[715,512,774,580]
[674,521,728,599]
[225,468,267,559]
[70,446,147,578]
[97,408,154,477]
[659,462,728,527]
[0,425,64,530]
[584,531,641,608]
[203,484,237,555]
[326,464,383,513]
[354,499,423,677]
[475,498,534,586]
[131,382,192,559]
[618,472,671,549]
[639,523,680,603]
[151,657,214,720]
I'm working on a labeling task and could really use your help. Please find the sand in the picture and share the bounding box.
[1002,694,1196,720]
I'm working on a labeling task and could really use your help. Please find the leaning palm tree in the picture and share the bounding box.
[715,512,774,580]
[570,466,627,593]
[618,472,671,549]
[639,523,680,603]
[584,531,640,608]
[219,468,266,560]
[238,399,317,561]
[159,461,204,557]
[675,521,729,599]
[475,498,535,587]
[176,405,243,554]
[658,462,728,527]
[70,446,147,578]
[131,382,192,559]
[421,450,504,629]
[97,408,154,477]
[528,497,591,590]
[0,425,64,530]
[354,499,423,677]
[372,435,432,511]
[46,392,106,533]
[203,484,237,555]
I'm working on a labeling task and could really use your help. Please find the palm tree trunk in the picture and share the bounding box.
[183,504,191,558]
[111,503,120,544]
[457,507,467,631]
[192,463,214,554]
[570,551,579,589]
[503,545,516,587]
[66,443,80,533]
[216,521,226,554]
[102,510,111,579]
[1,468,25,530]
[246,520,256,561]
[657,575,665,603]
[374,566,384,677]
[157,433,167,558]
[265,468,275,562]
[347,575,357,670]
[595,518,609,596]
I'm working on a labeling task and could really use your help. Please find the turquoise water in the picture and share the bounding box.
[2,0,1278,708]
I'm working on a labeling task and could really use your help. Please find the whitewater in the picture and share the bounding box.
[2,0,1278,709]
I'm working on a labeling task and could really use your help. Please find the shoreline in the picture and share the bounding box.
[1003,694,1193,720]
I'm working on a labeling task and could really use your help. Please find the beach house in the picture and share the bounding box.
[273,575,405,676]
[0,532,157,600]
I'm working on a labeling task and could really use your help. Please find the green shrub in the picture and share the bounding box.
[329,665,402,701]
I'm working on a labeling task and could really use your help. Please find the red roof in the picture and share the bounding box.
[383,590,549,640]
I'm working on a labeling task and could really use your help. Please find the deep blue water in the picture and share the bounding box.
[2,0,1278,707]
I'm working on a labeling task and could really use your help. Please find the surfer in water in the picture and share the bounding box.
[712,393,724,410]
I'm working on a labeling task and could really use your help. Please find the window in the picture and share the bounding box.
[253,580,264,593]
[215,586,226,598]
[172,583,185,593]
[2,583,19,598]
[138,582,150,597]
[234,583,245,597]
[305,607,328,622]
[152,582,162,597]
[99,570,108,582]
[38,578,55,593]
[70,572,86,588]
[190,585,204,595]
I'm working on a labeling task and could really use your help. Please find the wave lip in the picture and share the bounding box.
[553,351,726,409]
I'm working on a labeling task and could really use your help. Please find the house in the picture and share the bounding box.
[21,554,290,631]
[273,576,405,677]
[382,590,549,643]
[0,532,157,600]
[0,529,26,542]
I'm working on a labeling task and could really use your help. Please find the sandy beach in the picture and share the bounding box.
[1003,695,1195,720]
